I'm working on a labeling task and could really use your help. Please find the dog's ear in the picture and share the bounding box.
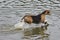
[41,10,46,14]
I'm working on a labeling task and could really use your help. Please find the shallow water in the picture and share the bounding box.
[0,0,60,40]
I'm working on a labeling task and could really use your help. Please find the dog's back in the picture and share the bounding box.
[31,15,41,24]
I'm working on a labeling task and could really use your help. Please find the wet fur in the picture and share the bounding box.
[22,10,50,24]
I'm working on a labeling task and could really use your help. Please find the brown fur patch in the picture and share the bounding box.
[41,14,45,23]
[24,16,33,24]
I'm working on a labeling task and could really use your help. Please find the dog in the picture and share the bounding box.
[21,10,50,25]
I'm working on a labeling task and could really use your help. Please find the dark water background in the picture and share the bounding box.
[0,0,60,40]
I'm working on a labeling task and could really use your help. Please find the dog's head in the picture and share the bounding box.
[44,10,50,15]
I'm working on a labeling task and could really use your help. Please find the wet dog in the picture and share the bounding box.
[21,10,50,24]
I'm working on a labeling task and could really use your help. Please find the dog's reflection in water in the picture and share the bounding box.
[22,25,49,40]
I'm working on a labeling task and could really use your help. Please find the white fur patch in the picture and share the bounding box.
[45,20,47,22]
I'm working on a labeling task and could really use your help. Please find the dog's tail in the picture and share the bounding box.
[21,16,26,22]
[21,15,28,20]
[21,16,25,20]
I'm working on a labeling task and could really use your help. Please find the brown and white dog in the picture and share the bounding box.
[21,10,50,25]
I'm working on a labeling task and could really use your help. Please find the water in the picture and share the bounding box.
[0,0,60,40]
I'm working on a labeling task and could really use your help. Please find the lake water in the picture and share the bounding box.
[0,0,60,40]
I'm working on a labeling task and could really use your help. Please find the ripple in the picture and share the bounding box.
[0,0,60,40]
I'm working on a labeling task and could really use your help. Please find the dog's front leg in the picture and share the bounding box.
[44,20,49,26]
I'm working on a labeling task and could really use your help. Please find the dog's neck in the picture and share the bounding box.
[40,14,45,23]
